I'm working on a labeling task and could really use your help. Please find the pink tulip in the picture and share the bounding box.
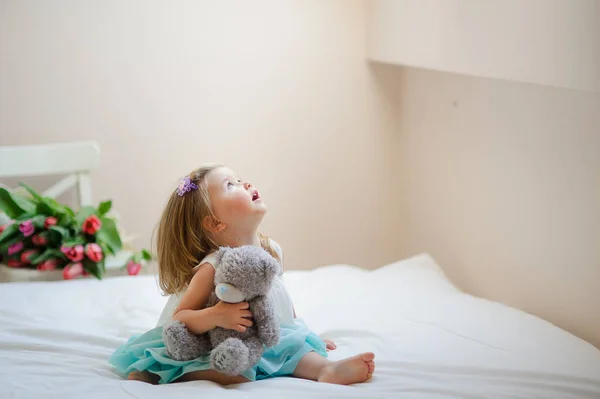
[8,242,24,255]
[82,215,102,235]
[20,249,39,264]
[37,259,59,271]
[19,220,35,237]
[85,243,103,262]
[32,234,48,246]
[126,260,141,276]
[61,245,84,262]
[44,217,58,229]
[7,259,22,268]
[62,262,84,280]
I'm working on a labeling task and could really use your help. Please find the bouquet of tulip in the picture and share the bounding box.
[0,184,151,280]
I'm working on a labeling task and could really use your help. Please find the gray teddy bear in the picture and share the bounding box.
[162,245,281,376]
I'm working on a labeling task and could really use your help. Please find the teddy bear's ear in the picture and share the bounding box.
[264,256,281,279]
[214,247,228,266]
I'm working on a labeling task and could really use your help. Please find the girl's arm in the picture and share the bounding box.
[173,263,253,334]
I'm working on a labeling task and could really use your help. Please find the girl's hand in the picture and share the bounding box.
[211,301,253,333]
[324,339,337,351]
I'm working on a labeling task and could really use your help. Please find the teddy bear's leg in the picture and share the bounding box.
[210,337,252,376]
[244,335,265,369]
[163,320,211,361]
[249,295,280,347]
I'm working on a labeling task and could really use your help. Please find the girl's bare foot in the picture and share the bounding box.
[128,371,159,384]
[318,352,375,385]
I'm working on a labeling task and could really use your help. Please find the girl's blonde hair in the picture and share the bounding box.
[156,165,278,295]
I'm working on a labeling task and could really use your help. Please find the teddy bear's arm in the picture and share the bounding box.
[249,295,280,347]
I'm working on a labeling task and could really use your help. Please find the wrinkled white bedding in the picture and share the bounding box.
[1,254,599,399]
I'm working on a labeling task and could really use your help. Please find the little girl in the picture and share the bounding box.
[109,165,375,385]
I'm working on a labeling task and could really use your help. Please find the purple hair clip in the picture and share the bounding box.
[177,176,198,196]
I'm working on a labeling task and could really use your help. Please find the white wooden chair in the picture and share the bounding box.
[0,141,100,208]
[0,141,135,282]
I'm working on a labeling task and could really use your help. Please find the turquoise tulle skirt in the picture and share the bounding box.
[109,319,327,383]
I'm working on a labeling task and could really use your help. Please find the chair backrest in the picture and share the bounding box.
[0,141,100,207]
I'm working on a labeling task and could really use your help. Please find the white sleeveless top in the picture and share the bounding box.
[156,240,296,327]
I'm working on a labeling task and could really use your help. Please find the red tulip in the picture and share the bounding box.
[20,249,40,264]
[85,243,103,262]
[44,217,58,229]
[32,233,48,246]
[19,220,35,237]
[82,215,102,235]
[126,260,141,276]
[37,259,59,271]
[7,259,22,268]
[61,245,84,262]
[8,242,24,255]
[62,262,84,280]
[0,224,6,234]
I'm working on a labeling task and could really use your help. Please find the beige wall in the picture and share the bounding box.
[0,1,398,270]
[2,0,599,349]
[371,63,600,348]
[366,0,600,350]
[366,0,600,92]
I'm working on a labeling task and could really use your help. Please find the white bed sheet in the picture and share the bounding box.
[1,254,599,399]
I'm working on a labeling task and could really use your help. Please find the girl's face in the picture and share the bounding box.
[205,167,267,231]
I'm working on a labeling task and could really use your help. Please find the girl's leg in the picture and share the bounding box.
[128,371,160,384]
[128,370,249,386]
[176,370,249,385]
[293,351,376,385]
[292,352,331,380]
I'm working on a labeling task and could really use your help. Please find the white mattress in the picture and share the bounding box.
[1,254,599,399]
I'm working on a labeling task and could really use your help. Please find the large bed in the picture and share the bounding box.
[2,254,599,398]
